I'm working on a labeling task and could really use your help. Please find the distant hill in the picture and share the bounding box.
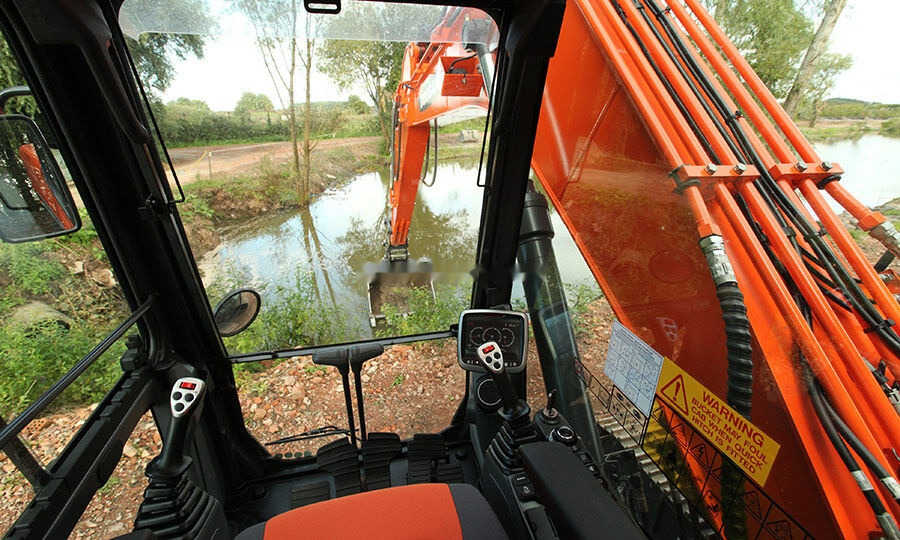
[820,98,900,119]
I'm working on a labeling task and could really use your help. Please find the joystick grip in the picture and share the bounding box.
[151,377,206,477]
[477,342,505,374]
[476,342,521,414]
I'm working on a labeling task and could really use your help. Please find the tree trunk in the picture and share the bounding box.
[782,0,847,116]
[289,0,301,200]
[302,36,313,205]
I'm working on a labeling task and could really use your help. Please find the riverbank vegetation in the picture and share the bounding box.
[797,98,900,142]
[0,211,128,413]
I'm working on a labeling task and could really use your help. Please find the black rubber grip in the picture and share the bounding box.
[313,343,384,370]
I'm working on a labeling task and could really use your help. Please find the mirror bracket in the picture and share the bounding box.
[138,195,176,222]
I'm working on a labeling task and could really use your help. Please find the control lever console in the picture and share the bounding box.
[150,377,206,477]
[476,342,529,419]
[458,309,528,372]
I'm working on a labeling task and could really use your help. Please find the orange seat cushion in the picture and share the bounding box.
[263,483,464,539]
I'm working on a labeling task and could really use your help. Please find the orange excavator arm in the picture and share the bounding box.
[532,0,900,537]
[386,7,493,261]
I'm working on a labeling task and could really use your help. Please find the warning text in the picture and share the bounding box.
[657,359,780,485]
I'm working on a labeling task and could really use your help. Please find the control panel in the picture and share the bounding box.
[457,309,528,373]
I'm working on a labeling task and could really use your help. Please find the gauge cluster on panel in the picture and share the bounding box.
[457,309,528,373]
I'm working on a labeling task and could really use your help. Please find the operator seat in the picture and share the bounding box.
[234,483,508,539]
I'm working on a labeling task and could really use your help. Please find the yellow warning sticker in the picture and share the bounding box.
[656,359,780,485]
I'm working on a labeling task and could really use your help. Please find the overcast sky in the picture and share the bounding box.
[827,0,900,103]
[161,0,899,110]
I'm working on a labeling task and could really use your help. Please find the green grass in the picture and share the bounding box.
[881,118,900,137]
[376,283,470,338]
[799,123,872,143]
[98,475,121,495]
[221,271,354,353]
[0,209,129,413]
[0,321,126,413]
[304,365,328,376]
[848,227,867,243]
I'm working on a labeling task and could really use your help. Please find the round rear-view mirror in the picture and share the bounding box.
[213,289,261,337]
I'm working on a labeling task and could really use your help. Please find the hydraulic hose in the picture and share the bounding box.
[640,0,900,358]
[716,282,753,417]
[821,393,900,504]
[614,0,755,420]
[804,362,900,539]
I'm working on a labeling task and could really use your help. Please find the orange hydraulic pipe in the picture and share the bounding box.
[580,0,707,165]
[574,1,683,166]
[716,184,894,471]
[679,0,821,164]
[665,0,796,164]
[738,181,900,452]
[717,185,891,536]
[659,6,830,235]
[615,0,737,165]
[824,180,889,231]
[797,179,900,334]
[652,7,833,231]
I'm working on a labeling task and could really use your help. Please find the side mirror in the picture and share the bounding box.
[213,289,262,337]
[0,114,79,243]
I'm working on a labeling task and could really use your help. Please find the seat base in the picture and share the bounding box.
[235,483,507,540]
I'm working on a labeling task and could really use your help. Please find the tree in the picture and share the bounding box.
[234,92,274,121]
[0,40,35,115]
[782,0,849,116]
[711,0,814,99]
[346,95,370,115]
[232,0,316,203]
[801,52,852,126]
[319,40,405,144]
[127,34,205,95]
[318,3,443,146]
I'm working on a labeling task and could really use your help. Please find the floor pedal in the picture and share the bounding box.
[407,434,447,484]
[289,481,331,508]
[317,439,361,497]
[435,461,463,483]
[362,433,401,491]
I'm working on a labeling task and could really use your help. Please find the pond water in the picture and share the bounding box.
[198,162,598,342]
[199,135,900,347]
[814,134,900,209]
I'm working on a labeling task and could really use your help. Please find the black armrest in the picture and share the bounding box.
[519,442,645,540]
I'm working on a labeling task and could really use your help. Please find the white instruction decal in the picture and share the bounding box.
[604,320,663,415]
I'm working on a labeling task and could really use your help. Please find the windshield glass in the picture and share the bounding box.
[120,0,497,354]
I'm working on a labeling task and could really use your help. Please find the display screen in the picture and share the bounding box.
[457,309,527,372]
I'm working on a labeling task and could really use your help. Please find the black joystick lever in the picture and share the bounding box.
[148,377,206,477]
[540,389,560,424]
[314,343,384,446]
[477,342,529,419]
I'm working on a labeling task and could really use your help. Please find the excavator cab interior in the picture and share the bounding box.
[1,0,899,538]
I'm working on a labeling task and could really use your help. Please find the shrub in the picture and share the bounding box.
[377,283,470,337]
[222,271,354,353]
[0,321,124,413]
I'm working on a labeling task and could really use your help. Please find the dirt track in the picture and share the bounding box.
[167,136,381,183]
